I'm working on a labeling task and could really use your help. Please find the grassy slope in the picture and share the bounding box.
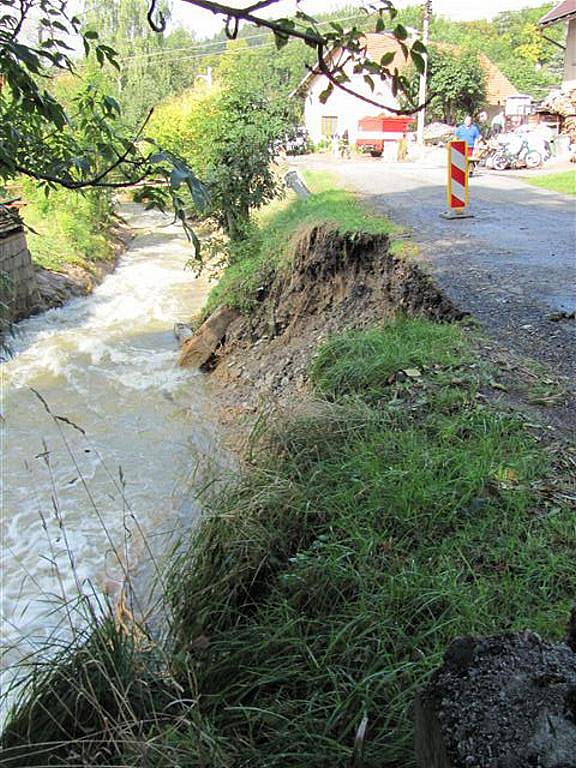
[525,169,576,196]
[161,180,575,765]
[165,316,574,767]
[20,182,115,271]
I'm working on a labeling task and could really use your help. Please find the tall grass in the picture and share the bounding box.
[20,180,115,272]
[160,317,575,767]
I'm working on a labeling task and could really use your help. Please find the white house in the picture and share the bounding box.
[540,0,576,91]
[293,33,519,146]
[293,33,406,146]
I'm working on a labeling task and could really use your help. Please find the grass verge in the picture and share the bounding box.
[161,317,574,767]
[525,168,576,196]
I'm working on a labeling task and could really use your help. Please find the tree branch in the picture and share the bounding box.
[10,109,155,190]
[174,1,425,113]
[315,45,427,115]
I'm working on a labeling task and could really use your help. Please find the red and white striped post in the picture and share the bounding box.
[441,140,473,219]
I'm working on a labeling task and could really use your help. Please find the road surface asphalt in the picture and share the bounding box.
[293,155,575,384]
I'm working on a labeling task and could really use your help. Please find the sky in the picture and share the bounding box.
[172,0,551,39]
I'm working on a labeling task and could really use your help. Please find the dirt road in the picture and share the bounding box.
[294,155,575,383]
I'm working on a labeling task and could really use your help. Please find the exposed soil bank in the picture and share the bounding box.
[190,224,464,402]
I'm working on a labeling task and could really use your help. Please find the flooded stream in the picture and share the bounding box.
[1,205,223,705]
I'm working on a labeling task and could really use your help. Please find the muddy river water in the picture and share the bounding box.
[1,205,224,706]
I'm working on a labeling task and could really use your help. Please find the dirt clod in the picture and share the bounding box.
[415,632,576,768]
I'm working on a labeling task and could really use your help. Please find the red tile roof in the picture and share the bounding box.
[539,0,576,27]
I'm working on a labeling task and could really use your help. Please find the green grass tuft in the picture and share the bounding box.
[525,169,576,196]
[311,317,473,402]
[161,317,574,767]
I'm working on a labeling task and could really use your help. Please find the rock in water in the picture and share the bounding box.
[174,322,194,344]
[415,631,576,768]
[178,307,239,368]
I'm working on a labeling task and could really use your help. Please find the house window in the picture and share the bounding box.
[321,116,338,137]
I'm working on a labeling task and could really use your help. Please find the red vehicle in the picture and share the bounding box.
[356,115,414,157]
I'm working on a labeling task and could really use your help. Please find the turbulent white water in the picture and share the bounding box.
[0,205,222,704]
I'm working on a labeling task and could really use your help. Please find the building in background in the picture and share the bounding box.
[293,33,519,147]
[539,0,576,91]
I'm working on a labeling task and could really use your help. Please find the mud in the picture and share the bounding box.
[209,224,463,403]
[415,631,576,768]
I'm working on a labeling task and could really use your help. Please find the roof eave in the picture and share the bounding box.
[540,13,576,27]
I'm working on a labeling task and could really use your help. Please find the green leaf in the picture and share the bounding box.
[274,33,289,50]
[411,51,425,74]
[393,23,408,41]
[319,83,334,104]
[380,51,395,66]
[363,74,375,91]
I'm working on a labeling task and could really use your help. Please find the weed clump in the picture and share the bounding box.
[1,613,179,767]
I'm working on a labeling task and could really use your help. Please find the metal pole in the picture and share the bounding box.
[196,67,213,88]
[416,0,432,146]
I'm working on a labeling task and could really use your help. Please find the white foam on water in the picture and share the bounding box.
[1,205,223,719]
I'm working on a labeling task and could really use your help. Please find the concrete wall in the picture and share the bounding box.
[0,226,39,322]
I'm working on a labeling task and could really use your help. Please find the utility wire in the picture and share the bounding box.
[120,41,277,69]
[115,12,367,63]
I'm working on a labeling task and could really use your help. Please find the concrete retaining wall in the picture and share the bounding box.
[0,219,39,322]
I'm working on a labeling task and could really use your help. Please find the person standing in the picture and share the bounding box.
[339,129,351,159]
[455,115,481,152]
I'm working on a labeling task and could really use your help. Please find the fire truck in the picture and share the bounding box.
[356,115,414,157]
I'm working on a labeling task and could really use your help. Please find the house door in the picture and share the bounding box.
[321,116,338,137]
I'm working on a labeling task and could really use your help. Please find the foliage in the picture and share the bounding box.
[81,0,202,129]
[161,316,574,766]
[525,169,576,196]
[1,0,425,196]
[149,43,298,240]
[425,45,486,124]
[395,3,564,100]
[21,180,115,271]
[1,0,135,188]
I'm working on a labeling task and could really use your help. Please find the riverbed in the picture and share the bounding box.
[1,205,223,706]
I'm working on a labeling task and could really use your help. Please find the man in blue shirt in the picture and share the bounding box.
[455,115,481,151]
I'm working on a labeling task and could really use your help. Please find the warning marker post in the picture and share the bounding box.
[440,140,474,219]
